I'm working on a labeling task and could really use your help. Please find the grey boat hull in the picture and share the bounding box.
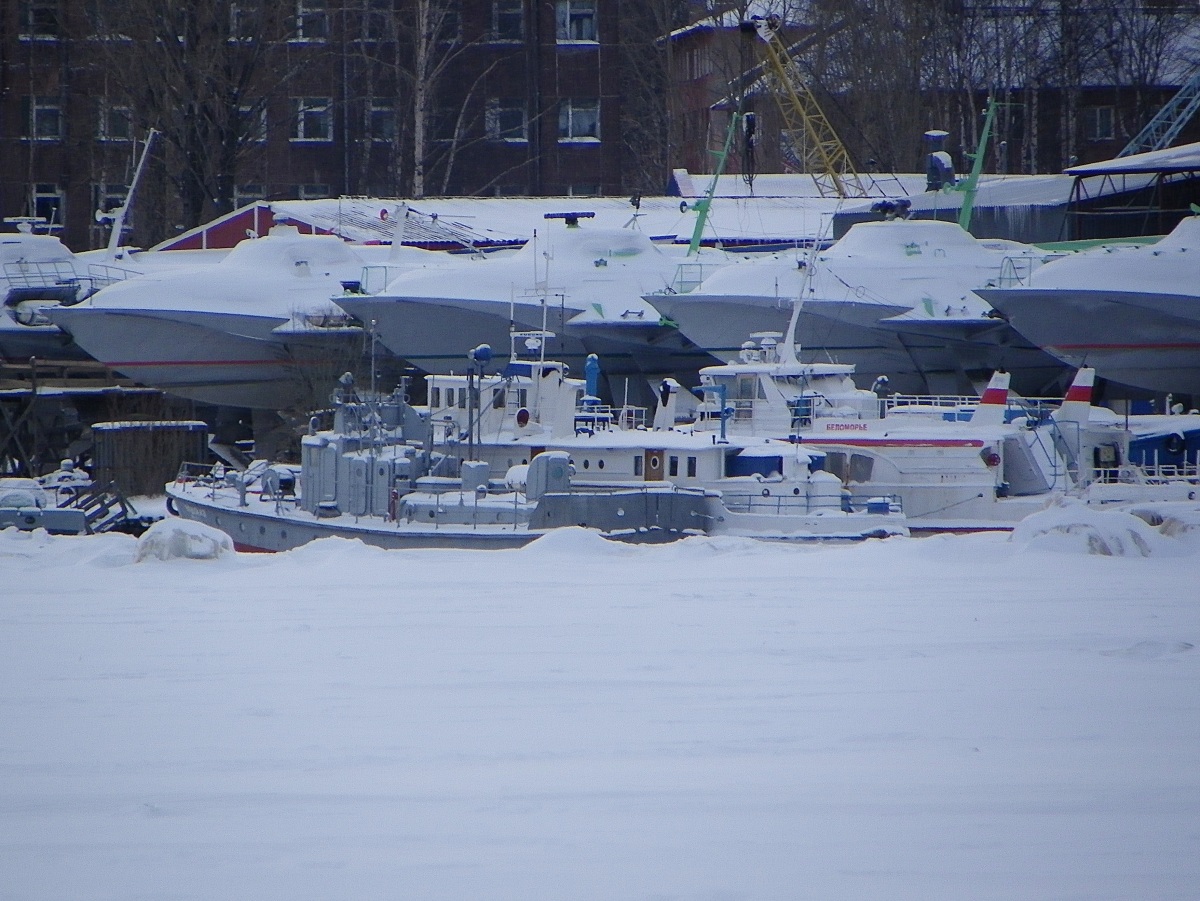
[651,292,1068,395]
[47,307,368,410]
[978,287,1200,397]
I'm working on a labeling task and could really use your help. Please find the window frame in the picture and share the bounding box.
[98,103,133,142]
[1083,105,1115,142]
[558,98,599,142]
[555,0,596,43]
[291,0,329,42]
[26,96,63,142]
[292,97,333,142]
[18,0,59,40]
[366,101,397,143]
[492,0,524,42]
[31,183,65,227]
[487,99,528,143]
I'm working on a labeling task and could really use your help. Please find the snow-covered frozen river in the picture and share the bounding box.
[2,505,1198,900]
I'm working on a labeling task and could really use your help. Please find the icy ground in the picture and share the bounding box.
[2,505,1198,900]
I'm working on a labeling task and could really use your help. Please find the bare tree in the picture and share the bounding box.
[84,1,301,231]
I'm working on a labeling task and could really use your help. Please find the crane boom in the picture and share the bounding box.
[750,15,868,199]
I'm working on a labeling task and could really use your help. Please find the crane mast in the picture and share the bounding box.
[749,14,868,200]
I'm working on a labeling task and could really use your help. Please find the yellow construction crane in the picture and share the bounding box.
[747,14,869,199]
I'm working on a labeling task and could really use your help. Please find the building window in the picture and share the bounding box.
[229,4,258,41]
[361,0,393,41]
[292,97,332,141]
[98,104,132,142]
[558,99,599,141]
[493,0,523,41]
[555,0,595,41]
[567,183,600,196]
[367,102,396,142]
[437,2,461,44]
[298,183,329,200]
[92,184,129,218]
[292,0,328,41]
[19,0,59,40]
[234,184,265,206]
[240,105,268,143]
[1084,106,1115,142]
[487,99,527,142]
[25,97,62,141]
[31,184,64,226]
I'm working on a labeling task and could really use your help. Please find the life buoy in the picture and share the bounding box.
[1165,433,1186,455]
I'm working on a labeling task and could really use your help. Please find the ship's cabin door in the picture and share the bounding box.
[643,449,665,481]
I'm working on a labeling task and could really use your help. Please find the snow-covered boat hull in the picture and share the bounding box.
[47,306,365,410]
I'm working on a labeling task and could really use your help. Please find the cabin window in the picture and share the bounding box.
[668,455,679,477]
[458,389,467,409]
[430,387,441,409]
[848,454,873,483]
[492,387,505,409]
[823,452,847,481]
[633,455,643,476]
[686,456,697,477]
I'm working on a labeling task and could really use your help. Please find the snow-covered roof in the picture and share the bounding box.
[158,192,920,251]
[1065,141,1200,176]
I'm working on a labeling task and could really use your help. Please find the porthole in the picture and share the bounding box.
[598,459,604,470]
[583,459,590,470]
[280,530,288,539]
[238,522,246,532]
[259,525,266,535]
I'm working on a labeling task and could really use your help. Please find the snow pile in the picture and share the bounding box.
[1010,497,1197,557]
[135,518,234,561]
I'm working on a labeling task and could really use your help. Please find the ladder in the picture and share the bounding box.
[1119,71,1200,157]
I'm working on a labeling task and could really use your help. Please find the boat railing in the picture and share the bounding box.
[719,491,901,516]
[574,401,647,432]
[885,394,1061,423]
[86,262,143,290]
[4,259,80,288]
[1098,461,1200,486]
[998,255,1037,288]
[358,265,410,295]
